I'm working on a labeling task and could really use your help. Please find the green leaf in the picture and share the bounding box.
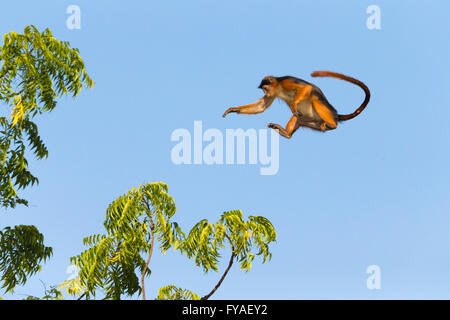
[156,285,200,300]
[0,225,53,293]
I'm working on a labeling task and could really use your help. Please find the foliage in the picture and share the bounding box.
[0,25,93,208]
[0,225,53,293]
[61,182,277,300]
[23,285,64,300]
[181,210,276,273]
[0,25,92,296]
[156,285,200,300]
[62,182,182,300]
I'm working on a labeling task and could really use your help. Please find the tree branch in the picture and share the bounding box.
[141,199,155,300]
[0,67,11,80]
[77,292,86,300]
[201,234,235,300]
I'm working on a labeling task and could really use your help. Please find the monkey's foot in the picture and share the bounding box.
[267,123,281,130]
[267,123,292,139]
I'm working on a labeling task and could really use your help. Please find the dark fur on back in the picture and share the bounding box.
[275,76,337,113]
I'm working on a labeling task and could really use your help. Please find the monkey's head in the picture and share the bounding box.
[258,76,278,97]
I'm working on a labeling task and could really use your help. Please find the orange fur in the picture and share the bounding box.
[311,96,338,129]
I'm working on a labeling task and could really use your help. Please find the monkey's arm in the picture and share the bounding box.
[222,96,275,118]
[278,79,313,111]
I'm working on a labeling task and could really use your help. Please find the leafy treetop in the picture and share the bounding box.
[0,25,93,208]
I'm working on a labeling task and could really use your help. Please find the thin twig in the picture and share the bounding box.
[141,199,155,300]
[201,234,235,300]
[77,292,86,300]
[0,67,11,80]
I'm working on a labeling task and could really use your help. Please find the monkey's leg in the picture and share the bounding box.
[223,96,275,118]
[311,97,338,130]
[267,116,301,139]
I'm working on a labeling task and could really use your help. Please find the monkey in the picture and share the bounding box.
[222,71,370,139]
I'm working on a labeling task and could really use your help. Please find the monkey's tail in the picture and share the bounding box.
[311,71,370,121]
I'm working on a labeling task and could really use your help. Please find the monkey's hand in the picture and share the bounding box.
[223,96,275,118]
[267,123,282,131]
[222,107,238,118]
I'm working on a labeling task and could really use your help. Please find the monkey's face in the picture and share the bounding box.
[258,76,277,96]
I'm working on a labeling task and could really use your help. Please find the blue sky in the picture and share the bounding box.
[1,0,450,299]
